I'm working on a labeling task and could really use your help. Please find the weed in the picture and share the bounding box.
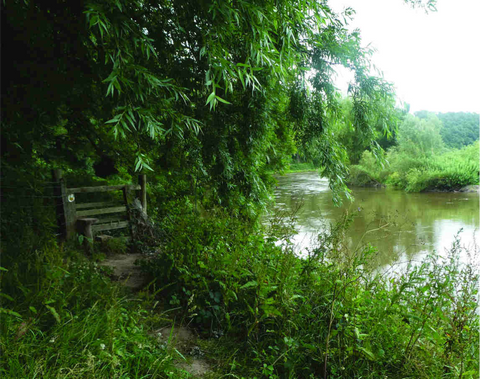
[142,211,479,378]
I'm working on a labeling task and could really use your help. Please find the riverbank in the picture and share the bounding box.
[97,214,480,377]
[2,208,479,378]
[285,162,316,173]
[346,166,480,193]
[267,162,318,175]
[347,142,479,193]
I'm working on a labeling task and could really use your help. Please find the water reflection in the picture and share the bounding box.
[270,171,479,267]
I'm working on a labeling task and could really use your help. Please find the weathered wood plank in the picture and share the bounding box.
[76,217,99,255]
[75,202,119,209]
[122,186,134,241]
[76,218,99,238]
[76,206,126,217]
[92,221,129,232]
[53,169,76,240]
[67,184,141,194]
[96,216,126,224]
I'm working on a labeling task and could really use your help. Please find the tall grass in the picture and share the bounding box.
[0,244,180,378]
[142,211,479,378]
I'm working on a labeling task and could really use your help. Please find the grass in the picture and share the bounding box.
[266,161,317,175]
[284,162,317,173]
[1,207,478,378]
[141,211,479,378]
[0,245,187,378]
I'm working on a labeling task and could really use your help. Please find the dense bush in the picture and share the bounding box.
[347,165,381,187]
[346,113,479,192]
[386,142,479,192]
[141,212,479,378]
[346,151,388,187]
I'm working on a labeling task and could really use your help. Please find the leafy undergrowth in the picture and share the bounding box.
[1,211,478,378]
[346,165,384,187]
[141,211,479,378]
[347,140,479,192]
[0,245,191,378]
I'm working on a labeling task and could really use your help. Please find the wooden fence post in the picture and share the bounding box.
[122,186,134,242]
[138,174,147,215]
[53,169,76,240]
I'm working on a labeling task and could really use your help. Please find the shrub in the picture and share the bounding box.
[141,211,479,378]
[346,151,388,187]
[347,165,380,186]
[356,142,479,192]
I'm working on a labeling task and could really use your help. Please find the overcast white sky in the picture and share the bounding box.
[329,0,480,114]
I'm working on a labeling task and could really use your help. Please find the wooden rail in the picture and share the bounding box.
[76,206,127,217]
[76,202,117,209]
[52,170,147,243]
[68,184,140,194]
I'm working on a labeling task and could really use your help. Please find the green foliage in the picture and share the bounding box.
[101,237,129,256]
[404,0,438,12]
[2,0,401,216]
[346,151,389,187]
[0,247,180,378]
[348,113,479,192]
[437,112,479,149]
[141,211,293,332]
[141,212,478,378]
[384,141,479,192]
[285,161,317,173]
[397,114,445,157]
[328,96,400,166]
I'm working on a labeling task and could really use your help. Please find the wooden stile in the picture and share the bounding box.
[75,202,118,209]
[53,170,147,244]
[92,221,129,233]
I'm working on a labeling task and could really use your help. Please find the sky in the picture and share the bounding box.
[329,0,480,114]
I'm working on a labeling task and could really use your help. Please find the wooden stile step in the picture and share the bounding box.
[76,206,127,217]
[92,221,129,233]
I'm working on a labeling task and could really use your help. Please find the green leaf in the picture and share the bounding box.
[215,95,231,105]
[358,347,376,361]
[240,281,258,290]
[135,158,142,172]
[0,293,14,301]
[46,305,61,323]
[0,308,22,318]
[206,92,216,105]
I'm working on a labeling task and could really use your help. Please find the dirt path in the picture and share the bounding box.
[99,253,213,377]
[153,325,212,377]
[99,253,146,289]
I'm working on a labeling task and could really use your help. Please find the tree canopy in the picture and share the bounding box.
[2,0,430,212]
[437,112,479,149]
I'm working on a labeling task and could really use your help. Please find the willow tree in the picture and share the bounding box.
[2,0,436,213]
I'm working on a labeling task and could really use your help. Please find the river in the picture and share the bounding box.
[271,171,479,267]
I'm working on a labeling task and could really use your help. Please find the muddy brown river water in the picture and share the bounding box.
[271,171,479,268]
